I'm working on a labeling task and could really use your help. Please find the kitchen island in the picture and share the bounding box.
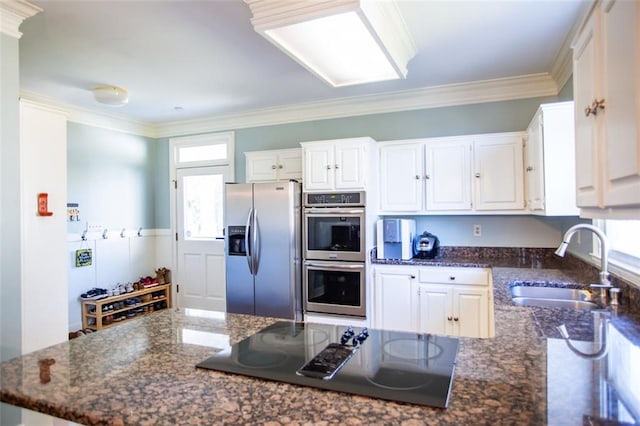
[2,264,639,425]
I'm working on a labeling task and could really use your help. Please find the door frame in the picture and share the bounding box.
[169,132,235,308]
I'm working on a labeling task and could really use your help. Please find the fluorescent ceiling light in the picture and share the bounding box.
[245,0,416,87]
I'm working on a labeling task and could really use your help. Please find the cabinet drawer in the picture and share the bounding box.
[418,267,489,286]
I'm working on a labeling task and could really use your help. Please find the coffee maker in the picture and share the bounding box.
[376,219,415,260]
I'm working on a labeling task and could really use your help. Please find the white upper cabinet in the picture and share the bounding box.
[425,138,472,211]
[301,137,374,192]
[379,142,423,211]
[245,148,301,182]
[473,133,525,211]
[573,0,640,217]
[380,133,524,214]
[524,102,579,216]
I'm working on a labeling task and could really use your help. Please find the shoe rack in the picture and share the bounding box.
[81,283,171,331]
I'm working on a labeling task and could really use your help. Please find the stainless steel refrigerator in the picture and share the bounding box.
[224,181,302,320]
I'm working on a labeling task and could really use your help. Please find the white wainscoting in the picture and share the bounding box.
[67,229,172,332]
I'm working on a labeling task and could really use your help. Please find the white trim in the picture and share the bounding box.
[155,73,559,137]
[66,228,170,242]
[19,90,157,138]
[549,0,593,90]
[0,0,41,39]
[20,73,561,139]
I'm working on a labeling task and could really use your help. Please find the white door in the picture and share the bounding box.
[454,287,488,338]
[379,143,423,211]
[302,144,334,191]
[372,267,416,332]
[473,135,525,210]
[573,11,601,208]
[601,0,640,207]
[176,166,231,311]
[425,139,472,211]
[334,140,366,189]
[416,284,452,336]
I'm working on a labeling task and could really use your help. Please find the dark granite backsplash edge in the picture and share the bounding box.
[370,246,640,313]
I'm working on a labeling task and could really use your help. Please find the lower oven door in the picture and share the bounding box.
[303,261,366,317]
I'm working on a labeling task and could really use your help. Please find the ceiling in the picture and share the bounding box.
[17,0,591,133]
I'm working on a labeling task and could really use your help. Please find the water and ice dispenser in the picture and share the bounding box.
[376,219,415,260]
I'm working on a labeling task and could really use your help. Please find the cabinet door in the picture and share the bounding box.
[373,268,416,332]
[379,143,423,211]
[525,112,545,211]
[303,144,334,191]
[278,149,302,181]
[425,139,472,211]
[473,135,525,210]
[416,285,452,336]
[245,152,279,182]
[573,11,602,208]
[601,0,640,206]
[334,141,366,189]
[454,287,489,338]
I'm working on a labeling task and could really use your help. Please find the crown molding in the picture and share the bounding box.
[155,73,559,138]
[0,0,41,39]
[19,90,157,138]
[21,72,561,140]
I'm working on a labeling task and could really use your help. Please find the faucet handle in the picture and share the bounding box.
[609,287,621,306]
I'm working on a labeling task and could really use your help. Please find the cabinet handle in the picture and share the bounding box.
[415,175,420,180]
[526,166,533,172]
[475,173,480,178]
[335,164,339,169]
[424,174,430,180]
[454,317,459,321]
[449,276,456,281]
[585,99,606,117]
[410,275,416,279]
[271,165,277,170]
[326,165,332,170]
[447,316,453,321]
[278,164,283,169]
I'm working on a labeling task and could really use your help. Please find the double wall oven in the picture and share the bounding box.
[303,192,366,318]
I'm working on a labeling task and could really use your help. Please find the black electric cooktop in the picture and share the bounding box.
[196,321,460,408]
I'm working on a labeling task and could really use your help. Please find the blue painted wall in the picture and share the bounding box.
[67,123,160,233]
[69,79,574,242]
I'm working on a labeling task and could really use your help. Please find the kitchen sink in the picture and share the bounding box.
[510,285,599,310]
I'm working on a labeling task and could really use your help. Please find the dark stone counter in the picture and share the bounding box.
[1,258,639,425]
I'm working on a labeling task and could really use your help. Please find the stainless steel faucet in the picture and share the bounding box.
[555,223,613,302]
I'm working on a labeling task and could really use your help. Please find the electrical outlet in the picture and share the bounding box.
[473,224,482,237]
[86,222,103,233]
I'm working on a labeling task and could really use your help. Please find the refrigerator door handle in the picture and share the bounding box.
[245,208,254,275]
[252,208,260,274]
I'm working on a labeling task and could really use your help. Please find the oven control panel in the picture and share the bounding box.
[305,192,365,207]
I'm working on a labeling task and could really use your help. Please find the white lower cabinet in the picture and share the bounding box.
[372,265,494,338]
[372,267,417,333]
[416,284,489,338]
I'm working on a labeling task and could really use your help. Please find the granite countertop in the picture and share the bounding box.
[2,264,640,425]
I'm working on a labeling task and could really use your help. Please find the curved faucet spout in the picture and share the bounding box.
[555,224,610,287]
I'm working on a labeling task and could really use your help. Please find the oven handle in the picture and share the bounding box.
[304,261,365,270]
[304,208,365,215]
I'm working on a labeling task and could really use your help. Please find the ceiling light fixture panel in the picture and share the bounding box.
[91,85,129,106]
[244,0,417,87]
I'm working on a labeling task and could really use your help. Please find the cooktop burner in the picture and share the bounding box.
[196,321,459,408]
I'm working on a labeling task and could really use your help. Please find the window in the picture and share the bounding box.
[596,219,640,285]
[172,131,235,168]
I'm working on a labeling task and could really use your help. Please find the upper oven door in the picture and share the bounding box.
[303,208,365,261]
